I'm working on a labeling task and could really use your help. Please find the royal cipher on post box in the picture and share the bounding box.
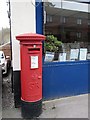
[16,33,45,118]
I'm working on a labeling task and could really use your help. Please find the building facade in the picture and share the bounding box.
[11,0,90,107]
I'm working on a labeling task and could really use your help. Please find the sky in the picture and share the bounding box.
[0,0,9,30]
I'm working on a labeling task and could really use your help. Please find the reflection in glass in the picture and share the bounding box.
[44,0,90,61]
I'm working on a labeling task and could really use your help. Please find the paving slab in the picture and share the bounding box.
[40,94,88,118]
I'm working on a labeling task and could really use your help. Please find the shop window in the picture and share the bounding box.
[46,15,53,23]
[44,1,89,62]
[45,31,53,35]
[77,18,82,25]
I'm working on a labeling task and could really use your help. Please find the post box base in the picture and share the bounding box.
[21,99,42,118]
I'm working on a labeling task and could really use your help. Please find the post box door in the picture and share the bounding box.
[21,44,42,102]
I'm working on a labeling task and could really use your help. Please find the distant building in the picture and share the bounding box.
[0,28,10,45]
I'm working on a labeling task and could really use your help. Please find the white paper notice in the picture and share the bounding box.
[79,48,87,60]
[31,56,38,69]
[70,49,79,60]
[58,53,66,62]
[87,53,90,60]
[44,52,54,62]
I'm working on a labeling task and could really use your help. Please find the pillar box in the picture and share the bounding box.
[16,33,45,118]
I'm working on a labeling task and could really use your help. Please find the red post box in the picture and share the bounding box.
[16,33,45,118]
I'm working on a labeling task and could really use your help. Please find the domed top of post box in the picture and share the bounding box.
[16,33,46,41]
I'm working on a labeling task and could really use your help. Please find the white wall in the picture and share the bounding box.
[11,1,36,70]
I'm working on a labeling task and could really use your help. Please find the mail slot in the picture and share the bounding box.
[16,33,45,118]
[28,48,40,53]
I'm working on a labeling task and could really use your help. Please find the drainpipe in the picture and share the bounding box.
[7,0,13,93]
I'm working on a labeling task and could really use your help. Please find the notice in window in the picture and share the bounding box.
[70,49,79,60]
[87,53,90,60]
[44,52,54,62]
[31,56,38,69]
[58,53,66,62]
[79,48,87,60]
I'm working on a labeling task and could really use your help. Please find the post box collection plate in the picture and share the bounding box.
[31,56,38,69]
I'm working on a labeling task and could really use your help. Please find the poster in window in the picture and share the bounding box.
[79,48,87,60]
[58,53,66,62]
[44,52,54,62]
[87,53,90,60]
[70,49,79,60]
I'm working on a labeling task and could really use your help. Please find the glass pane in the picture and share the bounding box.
[44,1,90,61]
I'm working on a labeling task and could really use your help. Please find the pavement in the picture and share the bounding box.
[0,66,2,119]
[1,69,89,119]
[40,94,88,118]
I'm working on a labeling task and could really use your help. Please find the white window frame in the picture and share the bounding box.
[77,18,82,25]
